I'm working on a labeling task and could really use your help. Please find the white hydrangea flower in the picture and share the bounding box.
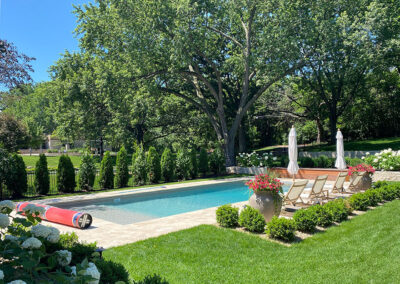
[8,280,27,284]
[375,153,379,156]
[23,204,45,216]
[361,156,365,160]
[0,269,3,280]
[46,227,60,243]
[0,213,10,228]
[0,200,15,211]
[383,159,387,162]
[264,156,268,160]
[366,152,370,156]
[373,159,379,163]
[4,235,19,243]
[21,237,42,249]
[31,224,52,238]
[56,250,72,266]
[84,262,101,284]
[390,166,394,170]
[273,157,277,161]
[71,266,77,276]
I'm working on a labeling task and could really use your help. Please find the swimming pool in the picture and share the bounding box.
[55,181,291,225]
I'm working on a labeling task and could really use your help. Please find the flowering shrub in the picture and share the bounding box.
[348,164,375,176]
[0,201,101,283]
[236,152,278,167]
[364,148,400,171]
[245,174,283,195]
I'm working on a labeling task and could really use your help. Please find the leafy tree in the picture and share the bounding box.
[0,39,35,89]
[57,155,76,193]
[176,149,191,180]
[189,149,198,179]
[74,0,309,166]
[160,148,175,182]
[115,146,129,188]
[209,148,225,175]
[35,154,50,195]
[99,151,114,189]
[0,113,30,152]
[198,148,208,177]
[146,146,161,183]
[78,150,96,190]
[6,154,28,198]
[132,144,147,185]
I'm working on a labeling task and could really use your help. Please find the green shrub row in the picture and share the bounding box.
[297,156,363,168]
[216,182,400,242]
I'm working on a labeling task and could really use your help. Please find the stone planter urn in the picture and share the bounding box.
[249,191,282,222]
[351,173,372,191]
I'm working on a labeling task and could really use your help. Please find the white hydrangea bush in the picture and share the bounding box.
[364,148,400,171]
[0,201,101,283]
[236,152,279,167]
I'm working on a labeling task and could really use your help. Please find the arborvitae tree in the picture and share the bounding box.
[160,148,175,182]
[198,148,208,177]
[6,154,27,198]
[209,148,226,175]
[176,149,191,180]
[132,144,147,185]
[34,154,50,195]
[146,146,161,183]
[189,149,198,179]
[78,150,96,190]
[115,146,130,188]
[99,151,114,189]
[57,155,76,193]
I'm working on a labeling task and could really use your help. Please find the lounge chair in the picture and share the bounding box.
[343,171,366,193]
[305,175,329,203]
[283,179,309,207]
[329,172,348,193]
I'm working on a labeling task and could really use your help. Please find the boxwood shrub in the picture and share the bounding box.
[266,216,296,242]
[348,192,370,211]
[363,189,382,206]
[378,185,399,201]
[323,199,350,223]
[372,180,388,189]
[94,258,130,284]
[307,204,333,227]
[238,206,266,233]
[293,208,317,233]
[216,204,239,228]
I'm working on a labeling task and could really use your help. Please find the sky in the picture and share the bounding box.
[0,0,90,83]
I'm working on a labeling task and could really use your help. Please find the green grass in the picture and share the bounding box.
[256,136,400,152]
[105,200,400,283]
[21,155,85,168]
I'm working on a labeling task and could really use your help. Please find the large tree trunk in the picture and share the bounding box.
[316,118,324,144]
[329,112,337,145]
[223,136,236,167]
[238,124,246,153]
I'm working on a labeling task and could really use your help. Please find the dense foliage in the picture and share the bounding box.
[175,149,191,180]
[146,146,161,183]
[189,149,198,179]
[6,154,27,198]
[238,206,266,233]
[115,146,130,188]
[198,148,208,177]
[99,151,114,189]
[216,204,239,228]
[266,216,296,242]
[34,154,50,195]
[57,155,76,193]
[209,148,225,175]
[160,148,175,182]
[78,151,96,190]
[132,145,147,185]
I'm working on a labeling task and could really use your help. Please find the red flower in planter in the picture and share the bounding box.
[245,174,283,194]
[348,164,375,176]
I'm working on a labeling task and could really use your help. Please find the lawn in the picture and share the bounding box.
[105,200,400,283]
[256,136,400,152]
[21,155,85,168]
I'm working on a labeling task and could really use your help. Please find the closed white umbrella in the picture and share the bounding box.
[287,126,299,180]
[335,129,347,170]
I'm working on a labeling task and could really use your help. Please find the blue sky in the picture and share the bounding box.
[0,0,89,83]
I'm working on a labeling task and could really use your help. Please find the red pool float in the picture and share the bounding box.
[16,202,92,229]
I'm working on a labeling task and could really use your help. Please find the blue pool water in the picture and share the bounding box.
[59,181,291,225]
